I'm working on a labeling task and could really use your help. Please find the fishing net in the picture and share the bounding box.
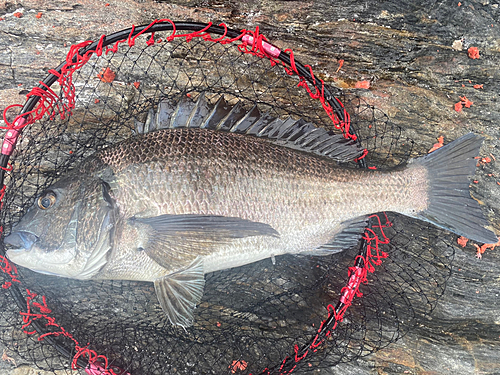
[0,21,455,375]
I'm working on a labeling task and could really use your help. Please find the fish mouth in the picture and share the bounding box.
[5,230,76,271]
[4,231,39,251]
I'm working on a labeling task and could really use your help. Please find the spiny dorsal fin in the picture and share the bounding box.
[201,96,231,130]
[135,93,363,162]
[170,97,196,128]
[229,104,261,133]
[186,93,211,128]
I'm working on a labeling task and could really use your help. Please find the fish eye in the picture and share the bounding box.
[37,192,57,210]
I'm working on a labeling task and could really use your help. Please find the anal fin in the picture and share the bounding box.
[154,257,205,328]
[307,216,369,256]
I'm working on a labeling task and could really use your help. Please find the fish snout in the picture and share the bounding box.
[4,231,39,250]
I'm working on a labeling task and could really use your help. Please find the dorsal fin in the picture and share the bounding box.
[229,105,261,133]
[135,93,363,162]
[202,96,231,130]
[170,97,196,128]
[186,93,211,128]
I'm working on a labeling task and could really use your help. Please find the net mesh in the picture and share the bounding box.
[0,21,454,375]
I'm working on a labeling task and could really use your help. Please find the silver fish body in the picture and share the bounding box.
[5,96,496,327]
[93,128,425,279]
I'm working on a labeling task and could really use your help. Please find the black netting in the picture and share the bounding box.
[0,22,454,375]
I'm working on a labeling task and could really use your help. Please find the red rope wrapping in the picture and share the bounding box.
[14,288,123,374]
[0,20,372,374]
[0,254,20,289]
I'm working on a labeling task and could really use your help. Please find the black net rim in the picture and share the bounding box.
[9,21,357,150]
[0,20,450,375]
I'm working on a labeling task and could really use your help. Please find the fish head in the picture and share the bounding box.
[4,173,116,279]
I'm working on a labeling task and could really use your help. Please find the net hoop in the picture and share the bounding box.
[0,20,434,375]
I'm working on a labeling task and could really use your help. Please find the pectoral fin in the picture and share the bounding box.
[154,257,205,328]
[132,214,278,238]
[130,214,279,269]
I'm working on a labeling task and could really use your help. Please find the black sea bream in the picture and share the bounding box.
[5,94,497,328]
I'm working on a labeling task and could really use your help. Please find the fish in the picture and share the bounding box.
[4,93,497,328]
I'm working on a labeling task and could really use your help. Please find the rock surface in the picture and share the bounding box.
[1,0,499,374]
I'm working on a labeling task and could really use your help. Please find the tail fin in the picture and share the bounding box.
[411,133,497,244]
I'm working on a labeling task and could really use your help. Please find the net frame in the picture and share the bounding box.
[0,20,452,375]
